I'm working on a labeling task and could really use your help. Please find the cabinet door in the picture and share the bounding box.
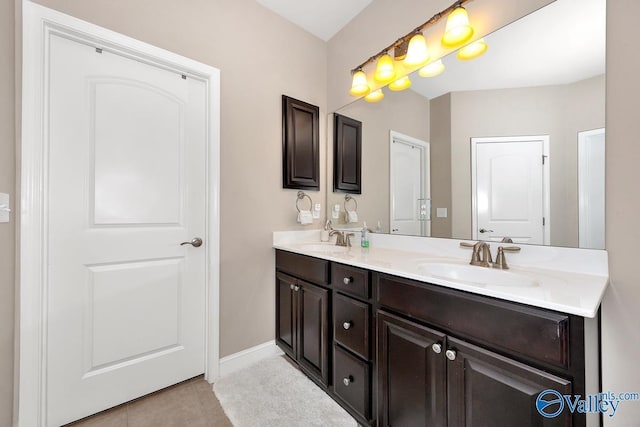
[298,280,330,386]
[378,311,447,427]
[275,272,297,359]
[447,337,572,427]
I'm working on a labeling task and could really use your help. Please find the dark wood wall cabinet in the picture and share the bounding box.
[333,113,362,193]
[282,95,320,190]
[274,249,598,427]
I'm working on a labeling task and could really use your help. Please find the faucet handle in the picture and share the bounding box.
[493,246,520,269]
[459,241,476,248]
[500,246,521,252]
[345,233,355,247]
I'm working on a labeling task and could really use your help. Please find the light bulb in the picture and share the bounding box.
[364,89,384,103]
[374,54,396,84]
[457,38,488,60]
[404,34,430,68]
[349,70,370,97]
[389,76,412,91]
[419,59,445,78]
[442,7,474,48]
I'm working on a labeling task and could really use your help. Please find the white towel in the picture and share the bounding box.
[297,210,313,225]
[346,210,358,223]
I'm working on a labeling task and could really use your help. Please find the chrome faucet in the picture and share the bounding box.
[329,230,355,247]
[460,241,521,269]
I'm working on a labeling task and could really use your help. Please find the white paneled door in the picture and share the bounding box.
[47,33,207,425]
[472,136,549,245]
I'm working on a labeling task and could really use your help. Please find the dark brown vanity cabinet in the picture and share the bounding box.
[331,263,373,424]
[275,251,330,387]
[376,273,588,427]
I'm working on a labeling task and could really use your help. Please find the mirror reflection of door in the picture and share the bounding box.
[471,136,550,245]
[389,131,431,237]
[578,128,605,249]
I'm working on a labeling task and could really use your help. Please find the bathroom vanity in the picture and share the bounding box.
[274,232,607,427]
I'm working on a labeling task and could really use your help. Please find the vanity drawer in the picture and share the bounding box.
[276,250,329,285]
[333,345,371,421]
[334,293,371,360]
[376,274,570,368]
[332,263,370,299]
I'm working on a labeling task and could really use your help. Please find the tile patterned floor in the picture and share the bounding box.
[66,376,233,427]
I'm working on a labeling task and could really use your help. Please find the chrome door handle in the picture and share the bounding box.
[180,237,203,247]
[479,228,494,233]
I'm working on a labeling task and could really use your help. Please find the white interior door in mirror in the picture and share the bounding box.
[47,34,207,426]
[390,131,430,237]
[578,128,605,249]
[472,136,550,245]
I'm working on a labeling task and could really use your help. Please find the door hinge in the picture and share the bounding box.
[95,47,103,54]
[542,155,548,165]
[543,217,546,226]
[181,74,187,80]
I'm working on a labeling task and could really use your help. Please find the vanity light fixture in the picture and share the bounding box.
[441,6,474,48]
[404,33,430,67]
[456,38,488,60]
[389,75,412,91]
[419,59,445,77]
[364,89,384,103]
[373,53,397,84]
[349,69,371,96]
[348,0,484,99]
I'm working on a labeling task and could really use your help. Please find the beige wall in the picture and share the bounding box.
[0,0,15,424]
[429,93,453,238]
[448,75,605,245]
[329,89,429,231]
[602,0,640,425]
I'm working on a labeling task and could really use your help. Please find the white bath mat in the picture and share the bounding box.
[213,356,358,427]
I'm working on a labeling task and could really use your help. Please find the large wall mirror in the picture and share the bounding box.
[327,0,605,249]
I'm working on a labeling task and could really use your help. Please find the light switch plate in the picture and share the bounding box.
[0,193,10,223]
[436,207,447,218]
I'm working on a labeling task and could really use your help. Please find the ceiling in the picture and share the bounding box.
[255,0,373,41]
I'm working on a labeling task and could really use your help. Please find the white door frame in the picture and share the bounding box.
[19,3,220,425]
[470,135,550,244]
[389,130,431,236]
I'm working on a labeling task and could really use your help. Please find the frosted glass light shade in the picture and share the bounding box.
[364,89,384,103]
[389,76,412,91]
[419,59,445,77]
[349,70,370,96]
[404,34,430,67]
[457,38,488,60]
[442,7,474,48]
[374,54,396,84]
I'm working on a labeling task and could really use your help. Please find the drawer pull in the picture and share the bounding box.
[446,349,457,361]
[343,375,353,386]
[432,343,442,354]
[343,276,353,285]
[343,321,352,330]
[293,285,300,292]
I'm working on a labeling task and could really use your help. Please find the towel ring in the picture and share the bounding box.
[296,191,313,213]
[344,194,358,212]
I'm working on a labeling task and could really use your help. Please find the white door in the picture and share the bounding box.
[390,131,431,236]
[472,136,549,244]
[578,128,605,249]
[47,33,206,425]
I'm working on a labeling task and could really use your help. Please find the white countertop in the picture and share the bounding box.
[273,231,609,318]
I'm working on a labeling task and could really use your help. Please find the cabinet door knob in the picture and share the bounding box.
[445,349,457,361]
[343,277,353,285]
[290,284,295,290]
[293,285,300,291]
[343,321,352,330]
[343,376,353,386]
[432,343,442,354]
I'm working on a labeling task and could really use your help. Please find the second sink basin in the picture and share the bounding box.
[417,262,539,288]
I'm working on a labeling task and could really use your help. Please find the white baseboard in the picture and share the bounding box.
[218,341,283,378]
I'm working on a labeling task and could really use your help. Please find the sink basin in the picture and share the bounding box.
[299,243,351,254]
[417,263,538,287]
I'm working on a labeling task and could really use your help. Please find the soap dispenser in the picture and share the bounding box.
[361,222,370,248]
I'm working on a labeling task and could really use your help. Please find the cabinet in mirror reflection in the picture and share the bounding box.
[327,0,605,249]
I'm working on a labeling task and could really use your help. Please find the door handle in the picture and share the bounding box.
[479,228,494,233]
[180,237,203,247]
